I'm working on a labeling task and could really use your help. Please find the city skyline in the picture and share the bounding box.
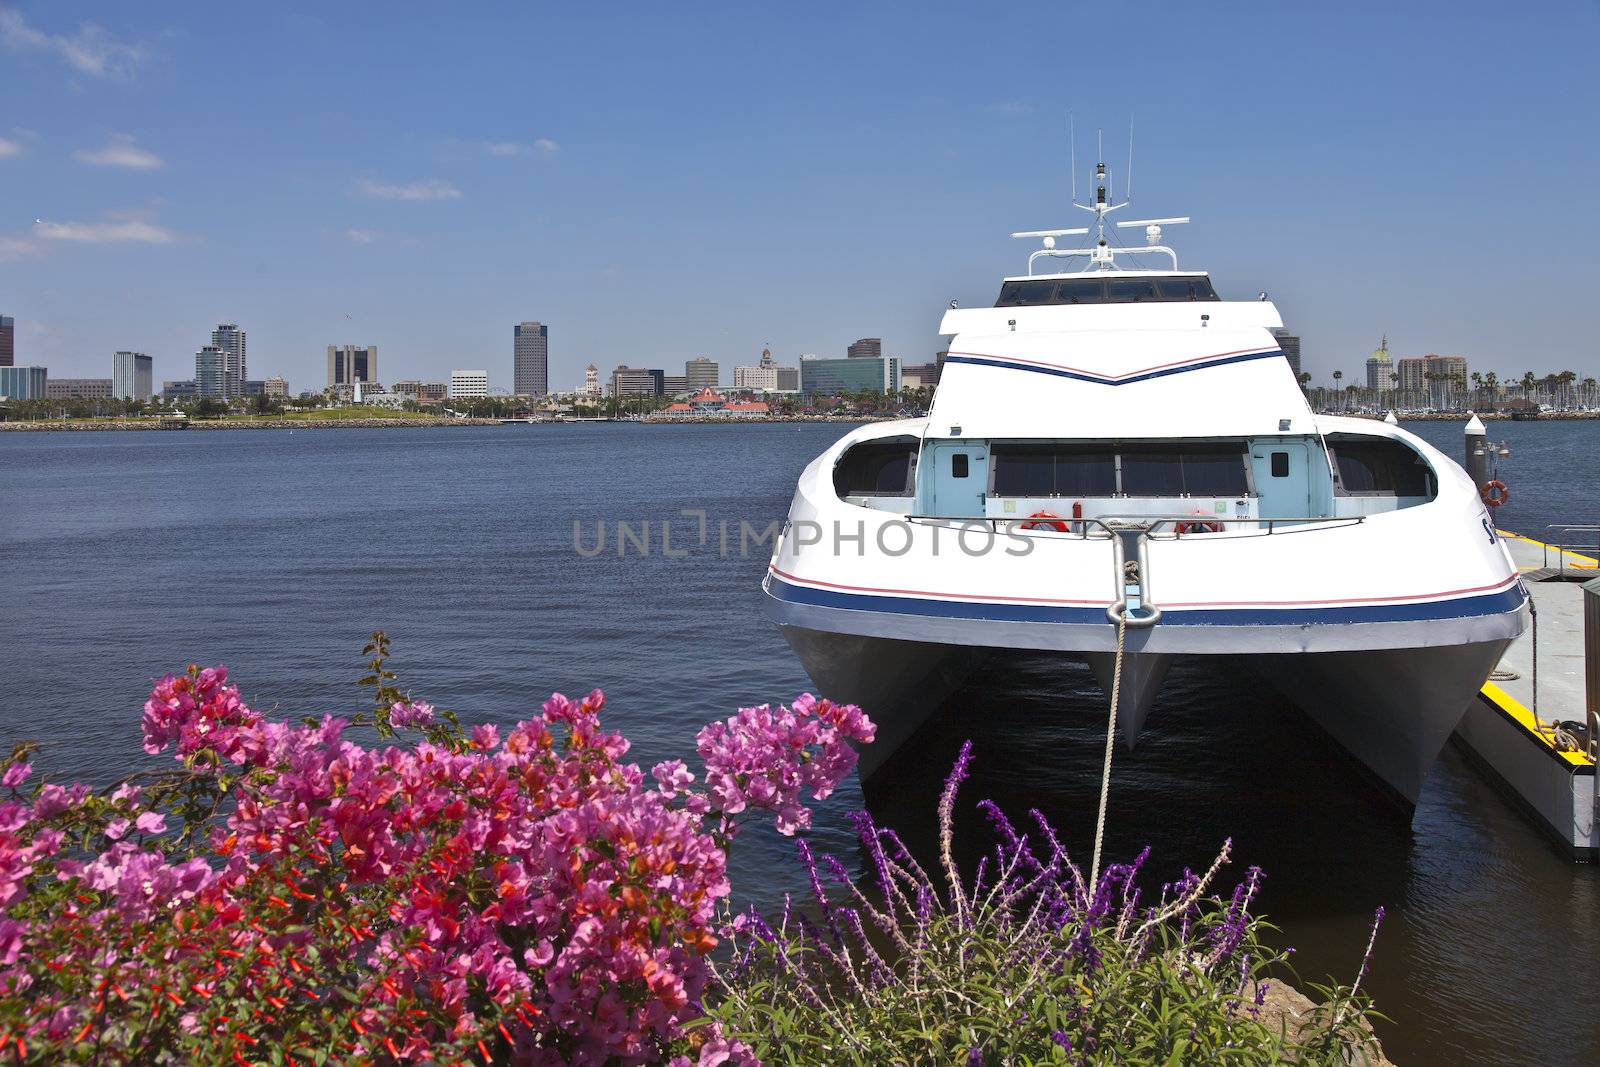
[1,4,1596,389]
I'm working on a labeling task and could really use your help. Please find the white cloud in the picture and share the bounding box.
[484,138,559,158]
[0,235,39,262]
[73,134,162,169]
[33,214,175,244]
[0,136,21,158]
[0,10,145,78]
[355,178,463,202]
[345,228,380,244]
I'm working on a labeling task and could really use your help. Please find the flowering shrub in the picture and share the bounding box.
[708,742,1388,1066]
[0,633,873,1064]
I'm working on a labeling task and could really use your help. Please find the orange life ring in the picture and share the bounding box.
[1174,518,1225,535]
[1020,510,1070,533]
[1481,480,1508,507]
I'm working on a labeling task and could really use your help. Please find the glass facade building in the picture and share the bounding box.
[0,365,47,400]
[113,351,153,400]
[800,356,900,395]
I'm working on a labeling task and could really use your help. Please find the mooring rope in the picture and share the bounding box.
[1088,611,1127,891]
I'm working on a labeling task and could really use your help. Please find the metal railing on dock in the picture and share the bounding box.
[1541,525,1600,579]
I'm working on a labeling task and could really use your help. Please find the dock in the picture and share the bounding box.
[1452,528,1598,859]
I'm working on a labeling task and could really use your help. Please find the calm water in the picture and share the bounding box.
[1,420,1596,1065]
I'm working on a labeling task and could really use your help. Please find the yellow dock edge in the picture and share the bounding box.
[1496,529,1599,571]
[1477,682,1595,769]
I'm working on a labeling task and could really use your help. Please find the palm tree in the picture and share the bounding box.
[1484,371,1499,410]
[1583,377,1597,409]
[1470,372,1484,407]
[1388,371,1400,413]
[1558,370,1577,410]
[1521,371,1537,404]
[1331,370,1343,412]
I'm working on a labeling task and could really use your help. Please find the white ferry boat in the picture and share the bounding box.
[762,161,1528,804]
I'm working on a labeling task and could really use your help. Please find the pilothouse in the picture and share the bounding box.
[763,153,1527,805]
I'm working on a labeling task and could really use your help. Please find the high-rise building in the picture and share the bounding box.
[212,324,246,399]
[610,366,664,397]
[0,366,47,400]
[847,338,881,359]
[775,366,800,392]
[1364,336,1393,392]
[327,345,378,389]
[900,362,942,390]
[662,375,688,396]
[800,355,900,395]
[162,380,197,402]
[113,351,153,400]
[263,376,289,398]
[46,378,114,399]
[1397,357,1425,394]
[450,369,489,398]
[685,356,719,390]
[0,315,13,367]
[195,346,228,399]
[1269,328,1301,378]
[1397,354,1467,397]
[514,322,549,396]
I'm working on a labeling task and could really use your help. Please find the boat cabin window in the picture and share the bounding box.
[1120,443,1250,496]
[994,275,1219,307]
[992,442,1247,497]
[833,436,917,497]
[1326,435,1434,497]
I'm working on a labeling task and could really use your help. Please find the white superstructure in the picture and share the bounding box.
[763,163,1527,805]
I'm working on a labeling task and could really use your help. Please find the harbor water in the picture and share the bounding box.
[1,420,1595,1064]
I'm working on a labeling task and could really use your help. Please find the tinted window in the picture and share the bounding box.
[1107,278,1160,303]
[1328,436,1433,496]
[833,437,916,496]
[1270,451,1290,477]
[995,281,1059,306]
[992,446,1115,496]
[993,275,1219,307]
[1054,279,1106,304]
[1182,447,1250,495]
[1156,276,1217,301]
[1121,444,1247,496]
[1120,449,1185,495]
[951,453,969,478]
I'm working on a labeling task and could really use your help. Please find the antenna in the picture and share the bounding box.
[1125,117,1134,202]
[1069,113,1077,204]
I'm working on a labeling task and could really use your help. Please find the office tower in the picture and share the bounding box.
[685,356,719,390]
[0,315,13,367]
[113,351,153,400]
[327,345,378,389]
[514,321,549,396]
[580,364,601,396]
[0,366,47,399]
[800,355,900,395]
[1270,328,1301,377]
[450,369,489,398]
[662,375,688,396]
[212,324,246,399]
[847,338,881,359]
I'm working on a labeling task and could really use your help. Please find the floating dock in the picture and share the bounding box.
[1452,529,1597,860]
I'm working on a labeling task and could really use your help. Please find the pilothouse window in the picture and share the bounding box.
[994,275,1219,307]
[991,446,1115,496]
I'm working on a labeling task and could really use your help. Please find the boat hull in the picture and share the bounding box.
[776,625,988,778]
[779,614,1511,805]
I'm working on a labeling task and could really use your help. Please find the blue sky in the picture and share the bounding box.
[2,1,1596,391]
